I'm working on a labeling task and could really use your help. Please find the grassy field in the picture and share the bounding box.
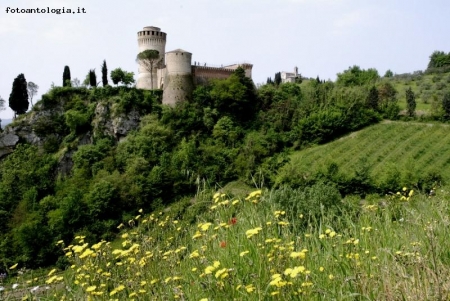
[276,121,450,189]
[2,187,450,300]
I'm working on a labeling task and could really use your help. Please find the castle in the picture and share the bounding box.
[136,26,253,105]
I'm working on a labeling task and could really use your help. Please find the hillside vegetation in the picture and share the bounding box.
[0,51,450,286]
[0,68,385,269]
[2,187,450,300]
[276,121,448,194]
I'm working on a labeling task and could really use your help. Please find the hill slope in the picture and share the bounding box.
[276,121,450,191]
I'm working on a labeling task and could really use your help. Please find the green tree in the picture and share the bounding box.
[366,86,379,111]
[9,73,29,118]
[110,68,135,87]
[101,60,108,87]
[442,93,450,120]
[136,50,161,89]
[63,66,71,87]
[122,71,135,87]
[336,65,380,87]
[384,69,394,77]
[427,50,450,69]
[377,82,399,119]
[210,67,258,124]
[274,72,281,86]
[111,68,124,86]
[89,69,97,87]
[406,87,416,117]
[212,116,239,147]
[27,82,39,108]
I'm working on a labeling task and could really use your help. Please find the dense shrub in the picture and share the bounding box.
[270,182,344,232]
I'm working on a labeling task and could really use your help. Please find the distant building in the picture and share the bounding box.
[281,67,300,83]
[136,26,252,106]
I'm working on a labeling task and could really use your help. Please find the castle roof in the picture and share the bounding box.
[166,48,191,54]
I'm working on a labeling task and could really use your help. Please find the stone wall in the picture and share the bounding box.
[192,66,235,84]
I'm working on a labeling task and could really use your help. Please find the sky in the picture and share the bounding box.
[1,0,449,119]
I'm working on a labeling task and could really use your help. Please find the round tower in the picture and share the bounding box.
[136,26,167,90]
[162,49,194,106]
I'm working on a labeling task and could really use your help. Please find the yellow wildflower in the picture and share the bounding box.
[86,286,97,292]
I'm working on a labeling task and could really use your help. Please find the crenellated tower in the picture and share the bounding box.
[136,26,166,89]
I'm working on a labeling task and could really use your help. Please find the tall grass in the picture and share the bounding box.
[3,186,450,300]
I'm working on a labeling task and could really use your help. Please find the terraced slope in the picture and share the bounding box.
[277,121,450,187]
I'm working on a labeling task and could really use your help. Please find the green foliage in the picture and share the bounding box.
[212,116,240,147]
[366,86,379,111]
[9,73,29,116]
[110,68,135,87]
[2,63,439,271]
[276,122,450,196]
[65,109,91,134]
[72,138,113,175]
[427,50,450,69]
[0,144,56,266]
[210,67,258,124]
[101,60,108,87]
[63,66,71,87]
[377,81,399,118]
[271,182,344,232]
[384,69,394,77]
[442,93,450,120]
[406,87,416,117]
[89,69,97,87]
[274,72,281,86]
[336,65,380,87]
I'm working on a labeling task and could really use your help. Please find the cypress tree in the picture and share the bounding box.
[274,72,281,86]
[9,74,29,118]
[63,66,71,87]
[406,87,416,117]
[101,60,108,87]
[89,69,97,87]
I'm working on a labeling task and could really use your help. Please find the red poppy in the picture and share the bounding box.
[220,241,227,248]
[229,217,237,225]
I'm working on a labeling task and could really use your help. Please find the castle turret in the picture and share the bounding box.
[136,26,166,89]
[162,49,194,106]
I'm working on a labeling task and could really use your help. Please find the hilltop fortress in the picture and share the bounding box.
[136,26,253,106]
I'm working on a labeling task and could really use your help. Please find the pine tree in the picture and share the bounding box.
[63,66,71,87]
[9,74,29,118]
[101,60,108,87]
[406,87,416,117]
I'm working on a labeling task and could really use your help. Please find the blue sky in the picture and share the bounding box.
[1,0,449,119]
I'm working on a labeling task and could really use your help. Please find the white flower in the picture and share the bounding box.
[12,283,19,289]
[0,286,5,291]
[30,286,40,293]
